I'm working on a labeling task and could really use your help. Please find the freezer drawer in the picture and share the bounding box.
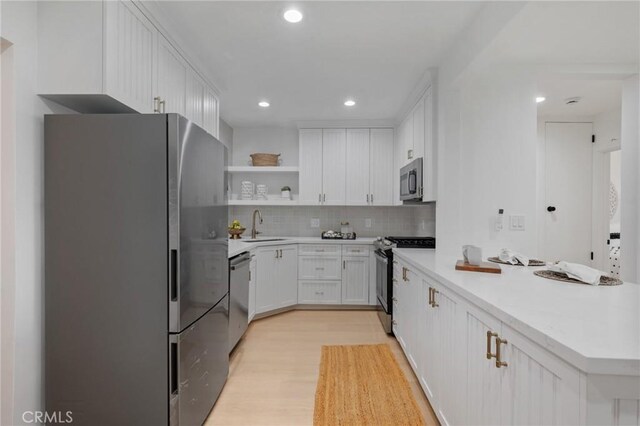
[170,295,229,426]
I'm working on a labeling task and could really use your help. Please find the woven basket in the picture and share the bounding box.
[250,153,280,166]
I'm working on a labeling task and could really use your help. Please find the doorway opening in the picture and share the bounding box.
[536,74,623,268]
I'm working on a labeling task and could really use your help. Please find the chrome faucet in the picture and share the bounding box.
[251,209,263,239]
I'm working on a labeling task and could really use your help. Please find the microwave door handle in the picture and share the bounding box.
[409,171,417,193]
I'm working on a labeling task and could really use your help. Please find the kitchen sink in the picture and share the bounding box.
[243,238,288,242]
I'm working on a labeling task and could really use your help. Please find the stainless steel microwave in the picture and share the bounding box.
[400,157,423,202]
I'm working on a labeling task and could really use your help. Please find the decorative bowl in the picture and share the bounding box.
[228,227,246,239]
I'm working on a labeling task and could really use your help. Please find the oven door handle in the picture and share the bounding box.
[374,250,389,265]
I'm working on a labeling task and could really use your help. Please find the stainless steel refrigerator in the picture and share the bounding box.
[45,114,229,426]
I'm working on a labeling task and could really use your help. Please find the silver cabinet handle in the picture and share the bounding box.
[319,193,321,203]
[154,96,165,113]
[275,250,278,259]
[315,267,325,270]
[371,194,374,203]
[279,249,283,258]
[323,194,326,202]
[343,260,346,269]
[367,194,369,203]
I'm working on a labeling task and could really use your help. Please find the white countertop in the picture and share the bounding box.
[393,248,640,376]
[228,237,377,257]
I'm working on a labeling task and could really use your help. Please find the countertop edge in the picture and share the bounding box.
[392,249,640,377]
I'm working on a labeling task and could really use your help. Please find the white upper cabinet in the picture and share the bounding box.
[38,0,220,138]
[345,129,371,205]
[103,0,156,113]
[299,129,324,205]
[185,71,205,128]
[395,85,437,202]
[422,86,437,201]
[322,129,347,205]
[39,0,156,113]
[301,127,394,206]
[203,88,220,138]
[411,98,425,161]
[156,35,186,116]
[369,128,394,205]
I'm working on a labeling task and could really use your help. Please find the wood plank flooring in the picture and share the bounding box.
[204,310,439,426]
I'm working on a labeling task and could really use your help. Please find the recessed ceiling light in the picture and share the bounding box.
[536,96,546,103]
[283,9,303,23]
[258,101,270,108]
[344,99,356,107]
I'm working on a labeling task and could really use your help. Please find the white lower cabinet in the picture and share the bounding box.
[341,256,369,305]
[394,255,582,426]
[255,245,298,314]
[298,281,341,304]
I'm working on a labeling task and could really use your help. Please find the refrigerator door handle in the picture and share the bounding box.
[170,249,178,301]
[169,338,178,396]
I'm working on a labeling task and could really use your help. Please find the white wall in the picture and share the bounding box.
[620,75,639,283]
[231,127,298,167]
[219,118,234,162]
[455,69,539,256]
[1,2,75,423]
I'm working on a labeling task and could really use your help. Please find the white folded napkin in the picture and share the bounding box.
[549,261,603,285]
[498,248,530,266]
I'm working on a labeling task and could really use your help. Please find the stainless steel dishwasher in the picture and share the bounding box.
[229,252,250,352]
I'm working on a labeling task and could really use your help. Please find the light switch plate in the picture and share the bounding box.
[310,218,320,228]
[365,218,372,228]
[510,215,525,231]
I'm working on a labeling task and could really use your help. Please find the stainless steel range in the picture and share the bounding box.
[374,236,436,333]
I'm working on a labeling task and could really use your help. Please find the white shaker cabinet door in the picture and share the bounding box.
[321,129,347,205]
[341,256,369,305]
[277,246,299,308]
[420,277,439,405]
[156,35,186,116]
[465,305,503,426]
[433,284,466,426]
[345,129,370,205]
[299,129,324,205]
[422,86,437,201]
[370,128,394,205]
[203,89,219,138]
[185,71,205,128]
[104,0,156,113]
[499,324,581,426]
[255,248,277,314]
[412,96,425,161]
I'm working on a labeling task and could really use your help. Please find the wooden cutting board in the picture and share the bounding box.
[455,260,502,274]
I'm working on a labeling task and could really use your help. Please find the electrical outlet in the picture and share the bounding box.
[509,215,525,231]
[310,218,320,228]
[365,218,372,228]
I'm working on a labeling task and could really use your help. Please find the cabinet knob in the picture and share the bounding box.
[547,206,556,212]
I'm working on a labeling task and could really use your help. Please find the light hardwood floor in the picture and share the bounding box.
[205,310,439,426]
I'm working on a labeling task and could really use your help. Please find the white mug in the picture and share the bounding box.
[463,245,483,266]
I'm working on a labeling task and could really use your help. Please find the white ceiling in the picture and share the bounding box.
[477,1,639,67]
[536,77,624,117]
[151,1,485,127]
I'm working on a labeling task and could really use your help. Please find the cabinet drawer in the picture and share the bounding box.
[298,281,341,304]
[298,244,340,255]
[298,256,341,280]
[342,245,370,257]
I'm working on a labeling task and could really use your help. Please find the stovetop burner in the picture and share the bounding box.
[386,236,436,249]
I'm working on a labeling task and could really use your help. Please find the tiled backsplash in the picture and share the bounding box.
[229,205,436,238]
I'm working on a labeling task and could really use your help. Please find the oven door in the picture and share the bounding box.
[400,158,423,201]
[375,249,390,313]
